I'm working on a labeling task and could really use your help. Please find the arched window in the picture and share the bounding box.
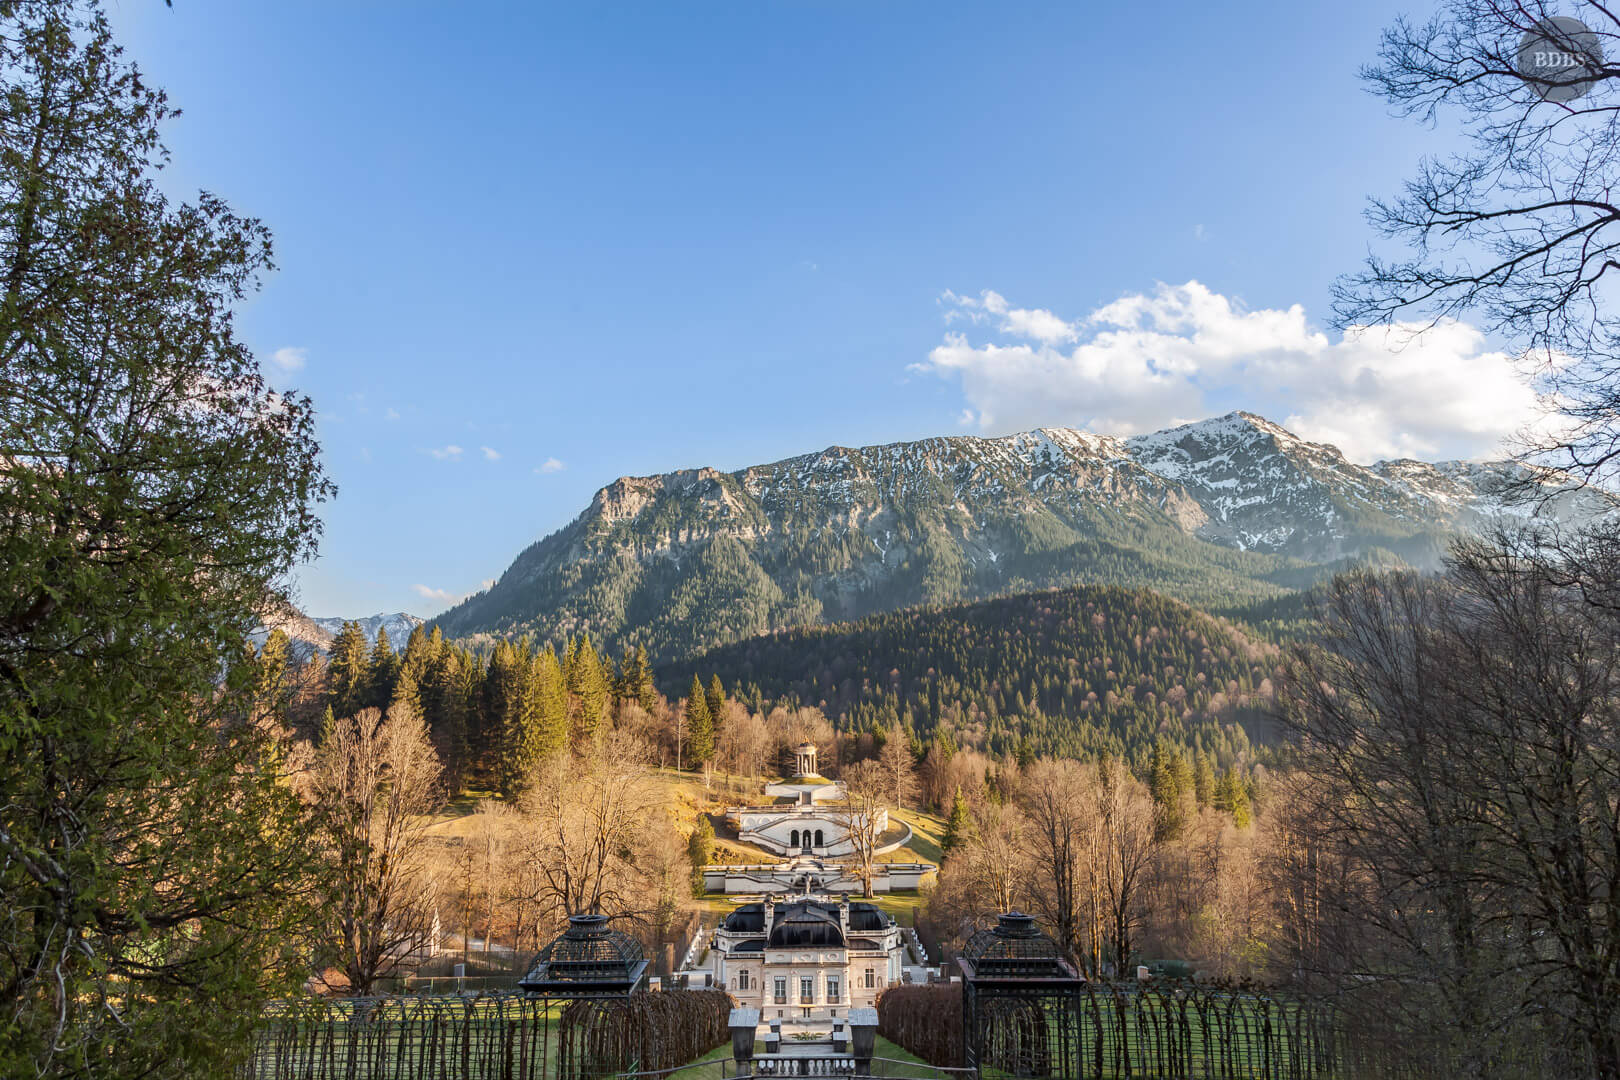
[790,829,800,848]
[815,829,824,847]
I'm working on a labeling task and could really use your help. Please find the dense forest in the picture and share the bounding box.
[261,622,663,795]
[662,585,1285,769]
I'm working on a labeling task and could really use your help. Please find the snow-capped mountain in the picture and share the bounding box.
[253,610,423,656]
[311,612,425,650]
[434,412,1613,659]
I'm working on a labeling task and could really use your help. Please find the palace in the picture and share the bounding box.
[708,893,905,1023]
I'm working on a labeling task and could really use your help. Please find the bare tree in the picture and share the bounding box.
[310,704,445,995]
[1017,759,1096,974]
[1336,1,1620,488]
[1279,557,1620,1078]
[471,799,517,956]
[961,798,1025,915]
[518,729,664,920]
[877,734,918,812]
[1096,757,1157,977]
[722,707,771,787]
[839,760,888,898]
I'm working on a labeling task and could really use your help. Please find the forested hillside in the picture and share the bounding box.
[666,585,1283,768]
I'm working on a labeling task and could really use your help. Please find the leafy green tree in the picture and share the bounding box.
[0,3,331,1073]
[941,787,972,855]
[684,675,714,766]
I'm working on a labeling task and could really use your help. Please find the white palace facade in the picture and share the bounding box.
[708,894,905,1023]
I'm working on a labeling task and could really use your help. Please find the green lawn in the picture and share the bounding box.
[886,808,944,864]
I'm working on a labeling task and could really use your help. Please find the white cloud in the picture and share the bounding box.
[481,446,501,461]
[269,346,307,372]
[385,407,401,421]
[427,444,464,460]
[941,289,1075,344]
[411,583,461,604]
[917,281,1550,463]
[535,457,565,474]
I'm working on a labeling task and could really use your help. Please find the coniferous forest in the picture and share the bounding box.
[662,585,1281,769]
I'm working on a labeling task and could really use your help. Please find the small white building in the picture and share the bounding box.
[709,894,906,1023]
[727,743,887,858]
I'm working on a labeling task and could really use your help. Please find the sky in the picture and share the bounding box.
[104,0,1535,620]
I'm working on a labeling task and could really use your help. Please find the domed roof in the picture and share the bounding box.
[519,913,648,998]
[768,901,845,949]
[959,912,1081,981]
[846,902,891,932]
[722,904,765,933]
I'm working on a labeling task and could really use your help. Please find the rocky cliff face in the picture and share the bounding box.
[434,413,1612,659]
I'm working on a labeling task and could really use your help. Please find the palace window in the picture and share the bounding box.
[773,977,787,1004]
[827,976,840,1004]
[738,970,749,991]
[800,976,814,1003]
[864,968,875,989]
[814,829,824,846]
[790,829,800,847]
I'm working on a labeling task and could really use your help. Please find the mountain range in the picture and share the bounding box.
[255,608,424,657]
[433,412,1613,660]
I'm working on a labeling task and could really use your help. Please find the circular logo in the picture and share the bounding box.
[1517,16,1604,102]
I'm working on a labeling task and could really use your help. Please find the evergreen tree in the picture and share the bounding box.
[706,674,726,738]
[941,787,972,855]
[1231,774,1253,829]
[531,646,569,763]
[365,625,400,709]
[1193,751,1216,808]
[486,639,531,790]
[440,647,481,793]
[255,629,292,725]
[688,815,714,867]
[684,675,714,766]
[327,620,370,719]
[688,816,715,896]
[571,635,609,744]
[617,645,658,713]
[505,645,567,795]
[634,646,658,711]
[1150,740,1185,841]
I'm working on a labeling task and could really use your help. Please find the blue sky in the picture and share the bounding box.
[107,1,1522,619]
